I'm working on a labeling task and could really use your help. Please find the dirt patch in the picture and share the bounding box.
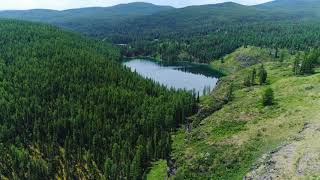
[244,123,320,179]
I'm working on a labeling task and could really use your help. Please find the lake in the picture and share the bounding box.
[123,59,222,95]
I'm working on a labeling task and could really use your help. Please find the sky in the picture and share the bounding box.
[0,0,273,10]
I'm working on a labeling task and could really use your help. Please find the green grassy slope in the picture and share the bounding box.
[146,160,167,180]
[169,46,320,179]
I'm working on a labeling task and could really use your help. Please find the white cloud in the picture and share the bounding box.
[0,0,272,10]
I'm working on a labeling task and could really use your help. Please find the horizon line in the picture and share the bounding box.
[0,0,274,11]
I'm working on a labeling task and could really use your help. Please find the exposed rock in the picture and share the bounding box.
[236,54,260,68]
[244,123,320,179]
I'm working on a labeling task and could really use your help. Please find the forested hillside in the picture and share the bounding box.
[0,20,196,179]
[1,1,320,179]
[257,0,320,16]
[119,21,320,63]
[1,1,320,63]
[0,2,173,37]
[114,1,320,63]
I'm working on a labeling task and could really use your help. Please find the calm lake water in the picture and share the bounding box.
[123,59,222,95]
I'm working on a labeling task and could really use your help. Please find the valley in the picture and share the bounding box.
[0,0,319,179]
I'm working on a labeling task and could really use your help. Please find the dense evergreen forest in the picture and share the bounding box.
[0,20,196,179]
[0,2,173,38]
[105,1,320,63]
[1,0,320,179]
[1,0,320,63]
[119,21,320,63]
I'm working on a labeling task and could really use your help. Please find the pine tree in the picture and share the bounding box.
[130,146,142,180]
[146,140,153,160]
[299,49,320,74]
[258,65,267,85]
[300,58,314,74]
[293,56,300,75]
[274,47,279,59]
[224,83,234,103]
[197,92,200,103]
[263,87,274,106]
[251,68,256,85]
[279,51,285,62]
[244,74,252,87]
[220,57,225,64]
[111,164,118,180]
[104,158,113,180]
[112,143,120,164]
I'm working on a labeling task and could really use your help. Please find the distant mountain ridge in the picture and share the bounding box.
[102,1,311,40]
[0,2,174,19]
[257,0,320,7]
[256,0,320,16]
[0,0,319,62]
[0,1,319,38]
[0,2,174,37]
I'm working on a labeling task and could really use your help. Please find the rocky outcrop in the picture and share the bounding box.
[245,123,320,179]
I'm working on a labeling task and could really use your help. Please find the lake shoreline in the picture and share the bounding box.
[123,56,226,77]
[123,59,220,96]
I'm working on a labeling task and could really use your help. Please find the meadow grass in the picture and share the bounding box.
[146,160,167,180]
[170,46,320,179]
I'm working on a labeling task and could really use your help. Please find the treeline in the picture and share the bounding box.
[2,2,319,64]
[0,20,197,179]
[293,48,320,75]
[119,21,320,63]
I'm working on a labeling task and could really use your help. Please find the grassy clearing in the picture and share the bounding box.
[171,46,320,179]
[147,160,167,180]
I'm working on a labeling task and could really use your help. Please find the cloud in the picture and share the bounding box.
[0,0,272,10]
